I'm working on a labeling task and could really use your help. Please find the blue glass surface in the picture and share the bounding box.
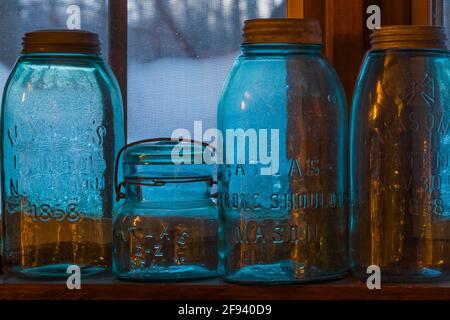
[1,53,124,278]
[218,44,348,284]
[350,48,450,281]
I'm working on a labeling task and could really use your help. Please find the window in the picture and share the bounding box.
[0,1,286,142]
[127,0,286,141]
[1,0,442,141]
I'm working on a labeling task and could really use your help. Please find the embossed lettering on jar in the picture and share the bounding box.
[217,19,348,284]
[1,30,125,278]
[350,26,450,282]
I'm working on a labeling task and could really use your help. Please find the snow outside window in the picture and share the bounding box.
[127,0,286,142]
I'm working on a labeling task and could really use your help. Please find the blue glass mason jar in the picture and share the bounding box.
[217,19,348,284]
[350,26,450,281]
[113,139,218,281]
[1,30,125,278]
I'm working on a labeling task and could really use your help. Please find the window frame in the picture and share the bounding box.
[412,0,431,24]
[287,0,304,18]
[286,0,433,102]
[108,0,128,138]
[109,0,292,140]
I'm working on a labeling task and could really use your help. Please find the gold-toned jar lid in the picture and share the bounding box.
[370,25,447,50]
[22,30,101,54]
[243,19,322,45]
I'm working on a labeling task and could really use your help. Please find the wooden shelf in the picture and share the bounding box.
[1,276,450,300]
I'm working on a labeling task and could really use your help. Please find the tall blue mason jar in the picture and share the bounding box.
[351,26,450,281]
[218,19,348,284]
[1,30,124,278]
[113,140,217,281]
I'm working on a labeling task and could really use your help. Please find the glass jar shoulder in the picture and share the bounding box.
[218,51,347,119]
[2,54,123,127]
[351,48,450,138]
[4,54,116,96]
[352,48,450,110]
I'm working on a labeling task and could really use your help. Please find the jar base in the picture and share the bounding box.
[352,266,450,283]
[223,262,348,285]
[7,264,109,280]
[115,264,217,282]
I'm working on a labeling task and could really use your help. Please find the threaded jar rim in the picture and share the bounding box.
[370,25,447,50]
[22,30,101,54]
[243,18,322,45]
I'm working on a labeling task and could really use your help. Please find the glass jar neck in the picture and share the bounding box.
[125,178,213,204]
[241,43,323,56]
[20,52,103,61]
[369,47,449,55]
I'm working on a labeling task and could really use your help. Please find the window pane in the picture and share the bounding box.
[128,0,286,142]
[0,0,109,90]
[0,1,109,227]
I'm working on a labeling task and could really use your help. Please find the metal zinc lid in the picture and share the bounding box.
[243,18,322,45]
[22,30,101,54]
[370,25,447,50]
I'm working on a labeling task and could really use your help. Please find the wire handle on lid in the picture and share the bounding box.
[114,137,214,201]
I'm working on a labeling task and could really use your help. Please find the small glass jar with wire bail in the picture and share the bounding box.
[112,139,218,281]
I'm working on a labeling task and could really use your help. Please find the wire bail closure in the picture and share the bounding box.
[114,137,215,201]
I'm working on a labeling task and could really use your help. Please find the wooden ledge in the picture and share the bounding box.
[1,276,450,300]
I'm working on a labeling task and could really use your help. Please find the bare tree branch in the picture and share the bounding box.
[153,0,198,58]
